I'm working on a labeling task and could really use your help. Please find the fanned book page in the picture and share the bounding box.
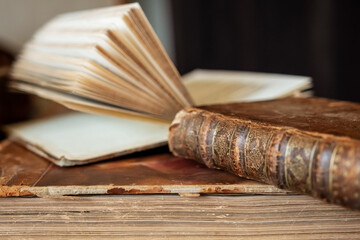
[10,3,193,122]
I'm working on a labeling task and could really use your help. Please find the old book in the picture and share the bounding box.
[7,3,311,166]
[168,97,360,209]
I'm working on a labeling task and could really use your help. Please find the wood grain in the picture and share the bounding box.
[0,194,359,239]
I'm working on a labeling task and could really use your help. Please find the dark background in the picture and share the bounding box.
[172,0,360,102]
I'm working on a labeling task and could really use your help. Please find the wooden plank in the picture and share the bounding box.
[0,194,359,238]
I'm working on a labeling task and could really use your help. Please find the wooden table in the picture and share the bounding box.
[1,194,360,239]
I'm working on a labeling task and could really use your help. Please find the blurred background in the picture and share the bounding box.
[0,0,359,138]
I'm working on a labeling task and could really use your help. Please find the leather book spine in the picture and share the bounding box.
[168,108,360,209]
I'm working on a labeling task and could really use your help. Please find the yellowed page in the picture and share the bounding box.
[6,113,169,166]
[183,69,312,105]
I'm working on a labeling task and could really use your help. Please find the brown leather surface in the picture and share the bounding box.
[0,140,284,197]
[200,97,360,140]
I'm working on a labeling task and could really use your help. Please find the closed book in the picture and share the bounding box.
[168,97,360,209]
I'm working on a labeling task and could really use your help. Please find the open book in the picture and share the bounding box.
[8,3,311,166]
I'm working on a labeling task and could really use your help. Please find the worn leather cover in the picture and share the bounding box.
[0,140,284,197]
[169,97,360,209]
